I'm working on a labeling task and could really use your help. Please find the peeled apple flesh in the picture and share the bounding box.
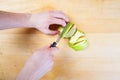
[69,30,85,44]
[64,25,76,38]
[60,22,73,38]
[58,22,88,51]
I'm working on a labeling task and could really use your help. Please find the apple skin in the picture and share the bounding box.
[64,25,76,38]
[69,30,88,51]
[58,24,76,38]
[69,30,85,44]
[58,22,73,38]
[69,40,88,51]
[58,22,88,51]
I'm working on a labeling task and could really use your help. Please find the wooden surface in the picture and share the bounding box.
[0,0,120,33]
[0,0,120,80]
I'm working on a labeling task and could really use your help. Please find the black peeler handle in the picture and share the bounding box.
[50,42,57,48]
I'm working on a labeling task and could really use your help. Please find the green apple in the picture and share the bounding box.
[58,22,77,38]
[69,30,88,51]
[58,25,77,38]
[58,22,88,51]
[69,37,87,46]
[65,25,77,38]
[69,30,85,44]
[76,37,87,43]
[69,40,88,51]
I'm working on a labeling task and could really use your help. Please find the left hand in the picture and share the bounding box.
[30,11,69,34]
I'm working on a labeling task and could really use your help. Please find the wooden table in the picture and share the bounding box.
[0,0,120,80]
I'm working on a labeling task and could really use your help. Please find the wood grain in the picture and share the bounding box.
[0,0,120,33]
[0,33,120,80]
[0,0,120,80]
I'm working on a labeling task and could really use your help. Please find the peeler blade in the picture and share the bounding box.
[50,26,66,48]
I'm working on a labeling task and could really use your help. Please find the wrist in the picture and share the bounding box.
[16,62,34,80]
[25,13,34,28]
[29,14,37,28]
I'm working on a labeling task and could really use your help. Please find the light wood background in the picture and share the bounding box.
[0,0,120,80]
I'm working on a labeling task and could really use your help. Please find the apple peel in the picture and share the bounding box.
[58,22,88,51]
[61,22,73,38]
[69,30,85,44]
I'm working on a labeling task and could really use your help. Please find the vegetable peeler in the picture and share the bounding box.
[50,26,66,48]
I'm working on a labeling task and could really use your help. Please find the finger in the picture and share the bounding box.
[47,30,58,35]
[49,18,66,27]
[50,11,69,22]
[50,47,59,55]
[43,45,59,55]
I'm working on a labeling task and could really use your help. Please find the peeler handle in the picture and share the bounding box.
[50,42,57,48]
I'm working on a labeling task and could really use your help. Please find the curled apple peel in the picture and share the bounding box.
[58,22,88,51]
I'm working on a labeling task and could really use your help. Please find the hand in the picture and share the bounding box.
[30,11,69,34]
[16,46,59,80]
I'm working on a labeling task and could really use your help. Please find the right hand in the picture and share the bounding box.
[16,46,59,80]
